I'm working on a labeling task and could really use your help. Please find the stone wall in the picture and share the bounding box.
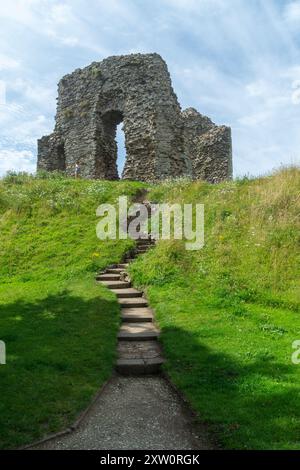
[37,53,232,183]
[182,107,232,183]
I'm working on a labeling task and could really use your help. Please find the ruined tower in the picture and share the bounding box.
[37,53,232,183]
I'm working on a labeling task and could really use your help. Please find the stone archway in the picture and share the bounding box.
[95,109,124,180]
[37,54,190,181]
[37,53,232,183]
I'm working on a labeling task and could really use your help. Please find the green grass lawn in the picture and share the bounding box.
[0,173,143,449]
[0,169,299,450]
[130,167,300,449]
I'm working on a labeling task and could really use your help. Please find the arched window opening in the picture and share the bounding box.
[99,110,125,180]
[116,123,126,178]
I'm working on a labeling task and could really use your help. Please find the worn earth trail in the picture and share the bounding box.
[33,199,214,450]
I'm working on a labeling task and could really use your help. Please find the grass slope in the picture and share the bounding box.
[0,173,143,449]
[130,167,300,450]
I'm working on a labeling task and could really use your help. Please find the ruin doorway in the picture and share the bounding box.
[56,143,66,171]
[99,110,124,180]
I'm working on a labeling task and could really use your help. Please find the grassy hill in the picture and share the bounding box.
[0,167,299,449]
[130,166,300,449]
[0,172,143,449]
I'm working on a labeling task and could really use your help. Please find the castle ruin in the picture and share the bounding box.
[37,53,232,183]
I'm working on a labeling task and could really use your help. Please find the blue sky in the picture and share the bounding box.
[0,0,300,177]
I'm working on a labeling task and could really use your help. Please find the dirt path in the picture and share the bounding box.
[33,375,214,450]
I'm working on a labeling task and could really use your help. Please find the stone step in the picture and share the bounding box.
[106,268,125,274]
[99,280,131,289]
[116,358,163,375]
[96,273,120,281]
[118,297,148,308]
[118,322,159,341]
[111,288,143,298]
[121,307,154,322]
[116,263,129,269]
[136,249,148,254]
[117,341,163,375]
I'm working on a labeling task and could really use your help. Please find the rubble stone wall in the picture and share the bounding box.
[37,53,232,183]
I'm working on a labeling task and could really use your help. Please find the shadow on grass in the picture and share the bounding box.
[160,326,298,450]
[0,289,120,449]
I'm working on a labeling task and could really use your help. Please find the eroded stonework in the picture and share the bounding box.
[37,53,232,183]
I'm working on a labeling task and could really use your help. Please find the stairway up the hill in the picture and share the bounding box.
[97,210,164,376]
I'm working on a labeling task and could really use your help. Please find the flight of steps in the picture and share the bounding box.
[96,237,164,375]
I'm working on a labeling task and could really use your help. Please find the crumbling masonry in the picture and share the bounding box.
[37,53,232,183]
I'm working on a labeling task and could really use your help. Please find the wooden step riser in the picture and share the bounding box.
[97,275,120,281]
[117,339,163,375]
[106,268,125,274]
[116,359,163,376]
[114,292,143,298]
[119,300,148,308]
[121,308,154,322]
[98,281,131,289]
[110,283,132,289]
[118,333,159,341]
[122,316,153,323]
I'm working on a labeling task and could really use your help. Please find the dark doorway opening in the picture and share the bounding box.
[101,110,124,180]
[56,143,66,171]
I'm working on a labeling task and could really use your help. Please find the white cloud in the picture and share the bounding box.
[284,1,300,24]
[0,92,53,152]
[0,81,6,105]
[246,80,268,97]
[282,65,300,80]
[291,79,300,104]
[0,103,26,122]
[0,0,37,23]
[0,1,82,48]
[164,0,225,13]
[292,89,300,104]
[9,78,56,110]
[0,106,51,147]
[61,36,79,46]
[0,54,20,71]
[45,28,79,47]
[292,79,300,88]
[0,149,36,176]
[238,111,271,127]
[49,4,73,24]
[11,115,50,146]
